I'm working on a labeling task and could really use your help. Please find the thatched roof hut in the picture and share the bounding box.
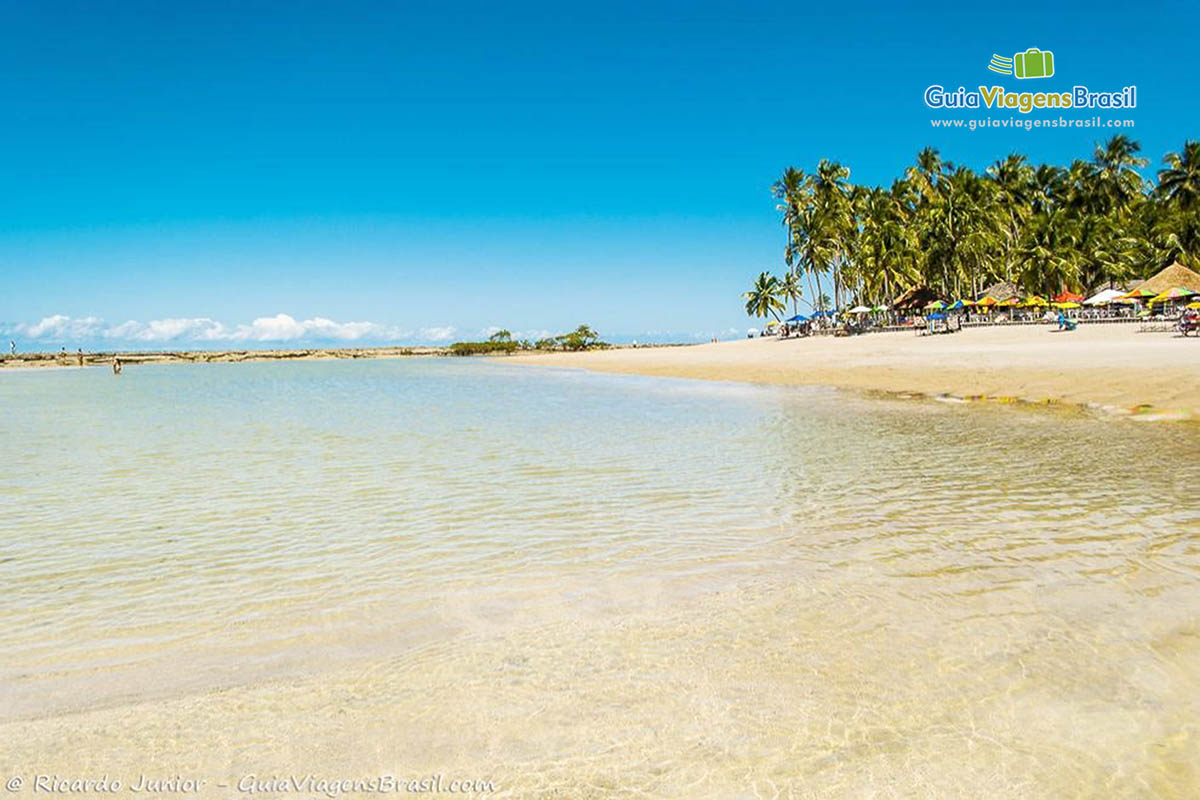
[1133,262,1200,295]
[977,281,1021,302]
[892,286,938,311]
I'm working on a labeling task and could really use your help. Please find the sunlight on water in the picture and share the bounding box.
[1,359,1198,797]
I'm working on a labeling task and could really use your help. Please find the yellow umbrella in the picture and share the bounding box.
[1052,301,1080,309]
[996,297,1021,307]
[976,296,998,307]
[1188,301,1200,310]
[1022,295,1049,307]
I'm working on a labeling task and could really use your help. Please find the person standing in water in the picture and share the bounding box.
[76,348,84,367]
[111,357,122,375]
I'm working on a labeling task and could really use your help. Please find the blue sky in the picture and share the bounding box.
[1,0,1195,347]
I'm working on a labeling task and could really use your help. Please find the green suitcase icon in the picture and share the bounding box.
[1013,48,1054,79]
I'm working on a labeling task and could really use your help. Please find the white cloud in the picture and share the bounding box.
[418,325,457,342]
[106,318,229,342]
[228,314,412,342]
[15,315,106,340]
[4,313,439,345]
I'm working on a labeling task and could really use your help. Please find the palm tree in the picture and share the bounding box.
[1016,207,1080,295]
[779,270,804,315]
[1152,141,1200,267]
[758,138,1197,313]
[857,185,915,305]
[742,272,785,322]
[1156,140,1200,209]
[1093,135,1148,208]
[987,154,1034,283]
[773,167,806,270]
[811,159,854,309]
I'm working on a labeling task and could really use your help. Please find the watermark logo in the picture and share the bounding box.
[924,45,1134,115]
[989,48,1055,79]
[988,54,1013,75]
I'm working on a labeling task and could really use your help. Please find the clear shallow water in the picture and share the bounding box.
[1,359,1198,797]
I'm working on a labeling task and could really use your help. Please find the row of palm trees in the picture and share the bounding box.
[745,136,1200,320]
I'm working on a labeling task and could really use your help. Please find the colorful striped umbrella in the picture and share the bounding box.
[1148,287,1199,304]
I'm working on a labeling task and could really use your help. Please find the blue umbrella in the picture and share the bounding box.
[947,300,965,310]
[785,314,809,323]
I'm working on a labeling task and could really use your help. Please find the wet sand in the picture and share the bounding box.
[511,325,1200,417]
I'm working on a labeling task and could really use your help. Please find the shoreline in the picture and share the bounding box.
[0,345,444,369]
[6,327,1198,420]
[510,325,1200,421]
[0,342,698,370]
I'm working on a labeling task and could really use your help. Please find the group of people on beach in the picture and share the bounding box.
[7,340,124,372]
[46,345,123,373]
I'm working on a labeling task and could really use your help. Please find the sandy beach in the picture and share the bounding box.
[512,324,1200,418]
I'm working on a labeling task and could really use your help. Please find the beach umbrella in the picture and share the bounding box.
[1149,287,1199,304]
[1084,288,1124,306]
[1052,291,1085,303]
[976,296,998,306]
[1119,287,1156,300]
[996,297,1022,307]
[1052,301,1081,309]
[848,305,871,314]
[1188,301,1200,310]
[947,300,966,310]
[1022,295,1049,307]
[924,300,947,310]
[784,314,808,323]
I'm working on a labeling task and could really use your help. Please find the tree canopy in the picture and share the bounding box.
[756,137,1200,311]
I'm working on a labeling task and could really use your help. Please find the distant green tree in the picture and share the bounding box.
[557,324,603,351]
